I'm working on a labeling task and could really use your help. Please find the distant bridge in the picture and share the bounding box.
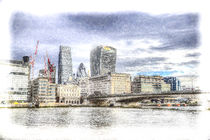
[86,91,209,105]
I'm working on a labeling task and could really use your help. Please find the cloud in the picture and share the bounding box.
[178,60,200,66]
[177,74,199,78]
[117,57,167,67]
[185,52,201,58]
[11,12,199,44]
[150,30,199,51]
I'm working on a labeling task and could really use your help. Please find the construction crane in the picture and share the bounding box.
[30,40,39,80]
[44,55,47,76]
[46,51,54,83]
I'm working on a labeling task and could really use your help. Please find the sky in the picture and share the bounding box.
[10,11,200,88]
[1,0,210,89]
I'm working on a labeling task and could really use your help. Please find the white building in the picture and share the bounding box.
[57,84,81,105]
[0,56,30,104]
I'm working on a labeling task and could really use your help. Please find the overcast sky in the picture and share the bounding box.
[10,12,200,87]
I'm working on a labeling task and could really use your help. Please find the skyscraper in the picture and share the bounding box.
[76,63,88,79]
[58,46,72,84]
[90,45,117,77]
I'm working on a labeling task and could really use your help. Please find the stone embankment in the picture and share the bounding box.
[0,102,205,109]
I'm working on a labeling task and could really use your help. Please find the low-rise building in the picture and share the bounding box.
[89,73,131,95]
[56,84,81,104]
[31,77,56,106]
[131,75,170,93]
[0,56,30,104]
[161,80,171,92]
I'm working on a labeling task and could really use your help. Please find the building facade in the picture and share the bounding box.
[0,56,30,104]
[39,66,56,83]
[56,84,81,104]
[58,46,73,84]
[89,73,131,95]
[161,80,171,92]
[163,77,181,91]
[78,77,90,97]
[131,75,170,93]
[90,46,117,77]
[31,77,56,106]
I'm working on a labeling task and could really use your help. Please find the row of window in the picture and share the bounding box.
[39,97,56,100]
[60,100,80,104]
[37,94,56,97]
[58,89,79,92]
[8,88,28,91]
[39,84,47,86]
[59,93,79,97]
[9,72,27,75]
[9,92,28,95]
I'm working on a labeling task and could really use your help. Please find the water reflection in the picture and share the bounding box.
[1,107,209,140]
[10,107,115,129]
[88,108,114,128]
[9,107,200,129]
[11,108,73,127]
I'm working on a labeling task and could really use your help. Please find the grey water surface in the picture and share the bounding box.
[0,107,209,140]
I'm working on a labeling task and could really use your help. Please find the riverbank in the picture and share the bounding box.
[0,103,91,108]
[0,102,205,109]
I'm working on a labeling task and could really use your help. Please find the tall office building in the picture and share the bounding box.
[58,46,72,84]
[90,45,117,77]
[76,63,88,79]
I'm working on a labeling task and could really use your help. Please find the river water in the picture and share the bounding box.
[0,107,210,140]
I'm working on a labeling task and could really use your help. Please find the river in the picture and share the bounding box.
[0,107,210,140]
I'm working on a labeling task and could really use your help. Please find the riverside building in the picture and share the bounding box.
[131,75,171,93]
[89,73,131,95]
[0,56,30,104]
[31,77,56,106]
[56,84,81,105]
[90,46,117,77]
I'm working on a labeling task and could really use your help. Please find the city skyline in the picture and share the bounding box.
[10,12,200,87]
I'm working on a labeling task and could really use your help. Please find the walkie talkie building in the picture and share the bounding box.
[58,46,73,84]
[90,45,117,77]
